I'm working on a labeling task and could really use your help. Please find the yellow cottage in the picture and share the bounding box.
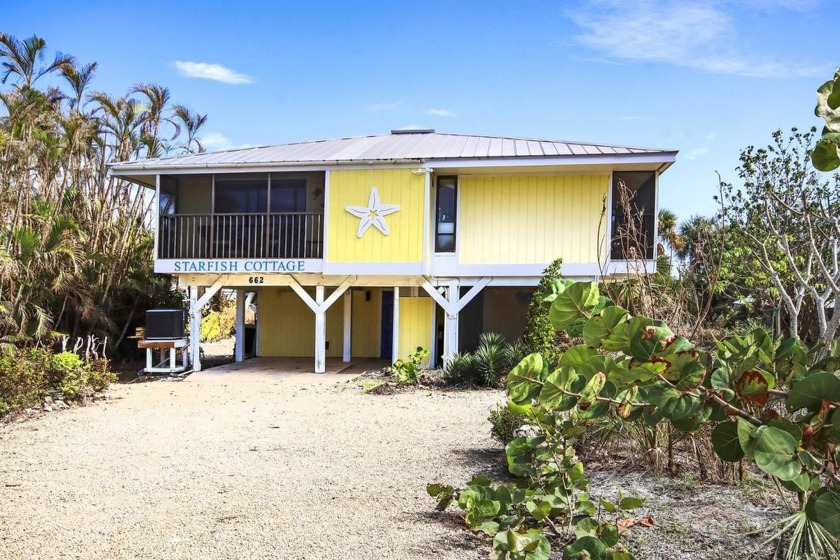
[110,130,677,373]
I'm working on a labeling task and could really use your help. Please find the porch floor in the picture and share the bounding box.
[186,357,390,381]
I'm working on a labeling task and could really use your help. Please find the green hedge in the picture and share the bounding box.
[0,348,117,416]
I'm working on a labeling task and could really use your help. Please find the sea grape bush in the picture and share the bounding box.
[431,279,840,558]
[509,281,840,551]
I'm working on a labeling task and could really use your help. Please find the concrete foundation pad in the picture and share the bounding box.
[186,357,389,382]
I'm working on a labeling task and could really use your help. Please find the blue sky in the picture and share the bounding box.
[4,0,836,222]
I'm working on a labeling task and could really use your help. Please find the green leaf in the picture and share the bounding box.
[619,496,645,510]
[468,475,491,486]
[494,529,551,559]
[527,500,552,522]
[712,422,744,461]
[562,536,607,560]
[599,497,618,513]
[507,353,544,404]
[476,520,500,535]
[787,372,840,412]
[549,282,600,332]
[540,368,582,410]
[710,366,731,390]
[671,404,713,433]
[737,418,758,460]
[812,137,840,171]
[582,306,629,348]
[814,491,840,538]
[559,344,599,369]
[768,419,803,445]
[629,320,673,363]
[577,372,607,411]
[600,523,619,547]
[602,322,632,352]
[775,337,809,383]
[575,517,599,538]
[753,426,801,481]
[816,75,840,131]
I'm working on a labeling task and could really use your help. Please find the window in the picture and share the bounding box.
[435,177,457,252]
[610,171,656,260]
[214,176,268,213]
[270,179,307,213]
[159,176,177,215]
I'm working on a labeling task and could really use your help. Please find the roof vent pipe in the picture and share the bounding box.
[390,128,435,135]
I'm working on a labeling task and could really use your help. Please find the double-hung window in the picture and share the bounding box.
[435,177,457,252]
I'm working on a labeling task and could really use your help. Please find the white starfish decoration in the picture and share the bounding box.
[345,187,400,238]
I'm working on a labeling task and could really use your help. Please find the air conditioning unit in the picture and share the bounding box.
[145,309,186,340]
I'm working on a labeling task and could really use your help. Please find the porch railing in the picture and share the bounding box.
[158,213,323,259]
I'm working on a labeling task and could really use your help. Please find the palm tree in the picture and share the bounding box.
[0,32,74,89]
[61,61,97,112]
[657,208,684,257]
[171,104,208,154]
[0,31,204,351]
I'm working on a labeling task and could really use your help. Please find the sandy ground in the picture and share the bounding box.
[0,377,503,560]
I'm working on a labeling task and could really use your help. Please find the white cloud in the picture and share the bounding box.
[365,101,402,112]
[198,132,254,152]
[174,61,253,84]
[685,147,709,160]
[426,108,455,117]
[568,1,825,78]
[394,124,429,131]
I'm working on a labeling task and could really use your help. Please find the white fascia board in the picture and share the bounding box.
[425,153,677,170]
[108,154,676,176]
[429,261,604,277]
[108,160,424,175]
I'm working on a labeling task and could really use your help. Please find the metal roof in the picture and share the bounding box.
[109,130,677,173]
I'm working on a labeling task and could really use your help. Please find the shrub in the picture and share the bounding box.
[488,403,527,445]
[391,346,429,385]
[200,306,236,342]
[522,257,564,367]
[0,348,47,414]
[49,351,85,396]
[442,352,480,386]
[0,347,117,416]
[86,358,117,392]
[474,332,510,387]
[503,339,529,370]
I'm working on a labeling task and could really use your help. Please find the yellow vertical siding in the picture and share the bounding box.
[351,288,382,358]
[458,175,609,264]
[327,169,425,263]
[398,297,433,366]
[258,287,343,357]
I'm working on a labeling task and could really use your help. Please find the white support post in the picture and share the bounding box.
[443,282,459,359]
[288,276,354,373]
[343,290,352,363]
[189,285,202,371]
[421,278,490,362]
[235,288,245,362]
[392,287,400,364]
[314,285,326,374]
[429,300,437,369]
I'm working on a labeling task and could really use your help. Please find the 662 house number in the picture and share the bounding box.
[248,276,265,284]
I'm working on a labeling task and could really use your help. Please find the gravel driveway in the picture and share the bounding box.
[0,376,503,559]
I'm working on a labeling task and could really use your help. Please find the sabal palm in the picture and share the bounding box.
[657,208,684,256]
